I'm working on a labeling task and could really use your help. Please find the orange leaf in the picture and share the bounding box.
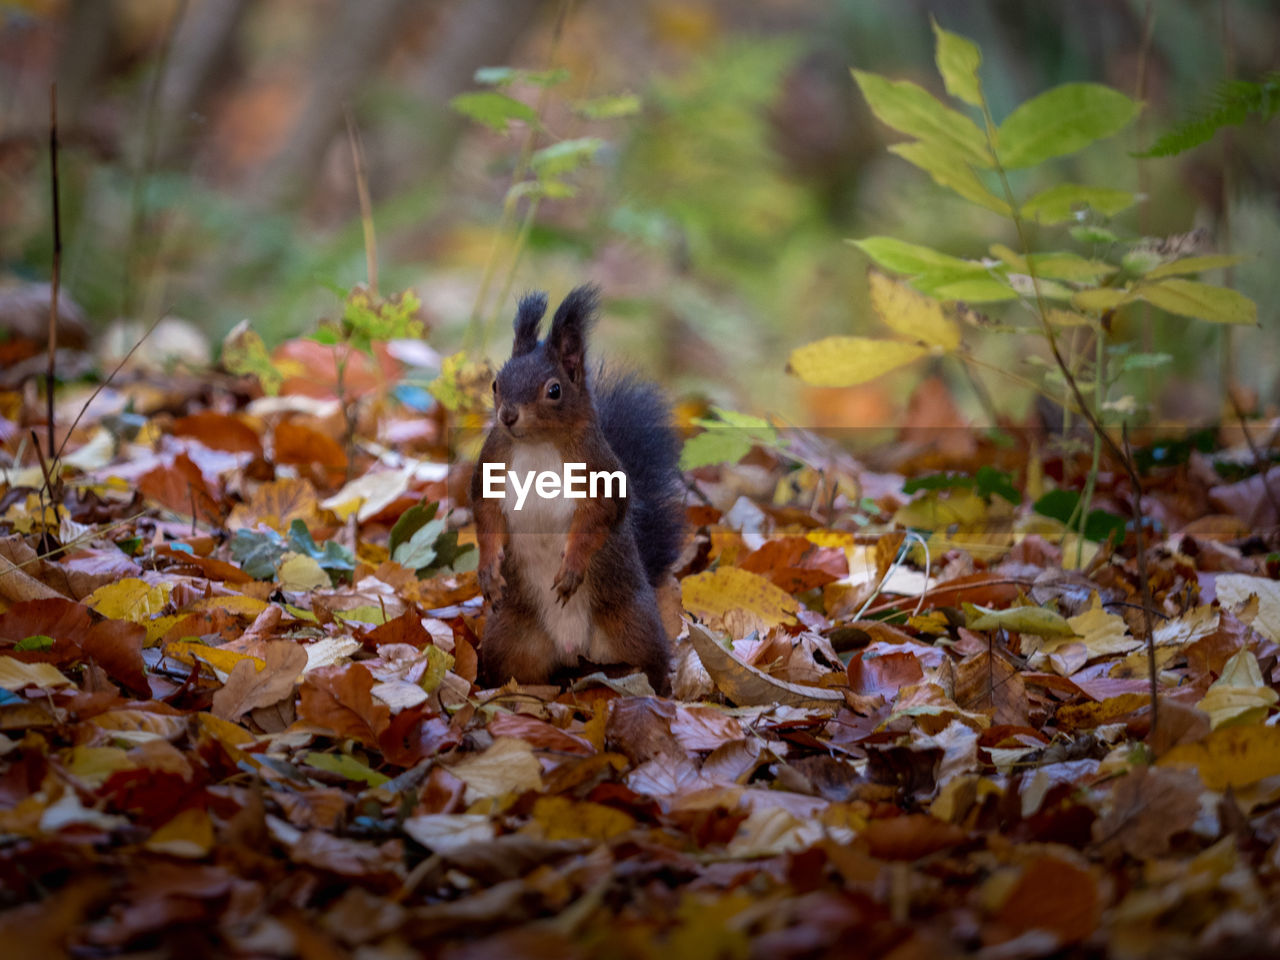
[298,663,391,747]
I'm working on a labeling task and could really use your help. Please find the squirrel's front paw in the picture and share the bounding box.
[479,559,506,607]
[552,565,583,605]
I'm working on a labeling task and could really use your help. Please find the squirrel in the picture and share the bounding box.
[470,285,684,694]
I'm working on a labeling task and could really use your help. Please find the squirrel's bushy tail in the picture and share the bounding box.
[595,371,685,585]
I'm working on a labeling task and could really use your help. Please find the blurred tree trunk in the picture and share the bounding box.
[154,0,250,165]
[254,0,411,209]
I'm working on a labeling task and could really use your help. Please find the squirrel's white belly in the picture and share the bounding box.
[503,442,593,661]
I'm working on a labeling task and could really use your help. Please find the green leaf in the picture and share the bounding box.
[680,408,786,470]
[392,516,446,573]
[15,635,54,652]
[389,501,439,557]
[788,337,928,387]
[848,236,981,276]
[230,528,287,580]
[887,142,1010,215]
[1033,489,1127,542]
[286,519,355,583]
[1119,352,1173,372]
[530,138,605,177]
[927,276,1017,302]
[449,92,538,133]
[1070,225,1119,245]
[304,751,389,788]
[988,245,1117,282]
[679,431,753,471]
[220,321,283,396]
[996,83,1139,169]
[574,94,641,119]
[975,465,1021,504]
[1071,288,1133,313]
[506,179,578,203]
[931,17,983,107]
[1137,73,1280,158]
[852,70,992,167]
[1135,278,1258,325]
[1021,183,1137,224]
[1143,254,1250,279]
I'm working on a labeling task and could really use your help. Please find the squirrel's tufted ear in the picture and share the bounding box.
[548,284,599,382]
[512,292,548,356]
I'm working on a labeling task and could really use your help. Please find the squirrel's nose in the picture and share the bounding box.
[499,405,519,427]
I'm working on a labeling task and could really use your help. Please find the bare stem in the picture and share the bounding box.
[46,83,61,474]
[345,105,378,297]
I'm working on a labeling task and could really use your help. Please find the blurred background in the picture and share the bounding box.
[1,0,1278,429]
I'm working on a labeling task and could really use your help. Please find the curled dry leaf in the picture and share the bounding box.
[688,624,845,709]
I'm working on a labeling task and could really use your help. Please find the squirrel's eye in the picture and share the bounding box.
[491,380,497,393]
[546,381,561,401]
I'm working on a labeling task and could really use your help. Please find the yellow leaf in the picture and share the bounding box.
[681,567,798,634]
[1159,725,1280,790]
[1071,288,1132,313]
[894,488,989,531]
[1046,309,1097,328]
[145,807,214,858]
[964,602,1077,638]
[0,657,73,690]
[1152,604,1219,648]
[531,795,636,842]
[188,595,270,618]
[1213,574,1280,644]
[85,578,172,622]
[448,737,543,802]
[1067,602,1139,656]
[65,746,132,786]
[1144,254,1250,280]
[788,336,928,387]
[869,270,961,350]
[278,553,329,591]
[166,641,265,677]
[1136,278,1257,325]
[1196,649,1278,729]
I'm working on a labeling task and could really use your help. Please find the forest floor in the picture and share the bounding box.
[2,330,1280,960]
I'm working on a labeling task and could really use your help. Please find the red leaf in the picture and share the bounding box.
[80,619,149,697]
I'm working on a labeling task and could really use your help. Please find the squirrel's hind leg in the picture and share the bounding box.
[478,603,558,687]
[593,599,672,696]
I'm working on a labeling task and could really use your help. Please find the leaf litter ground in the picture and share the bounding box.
[2,372,1280,959]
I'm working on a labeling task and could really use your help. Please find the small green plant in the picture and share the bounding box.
[450,66,639,353]
[788,17,1260,555]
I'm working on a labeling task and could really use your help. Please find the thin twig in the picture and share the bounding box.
[46,83,61,471]
[344,104,378,297]
[54,313,166,463]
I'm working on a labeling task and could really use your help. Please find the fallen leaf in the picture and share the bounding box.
[681,567,799,636]
[212,640,308,721]
[447,737,544,801]
[298,663,391,747]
